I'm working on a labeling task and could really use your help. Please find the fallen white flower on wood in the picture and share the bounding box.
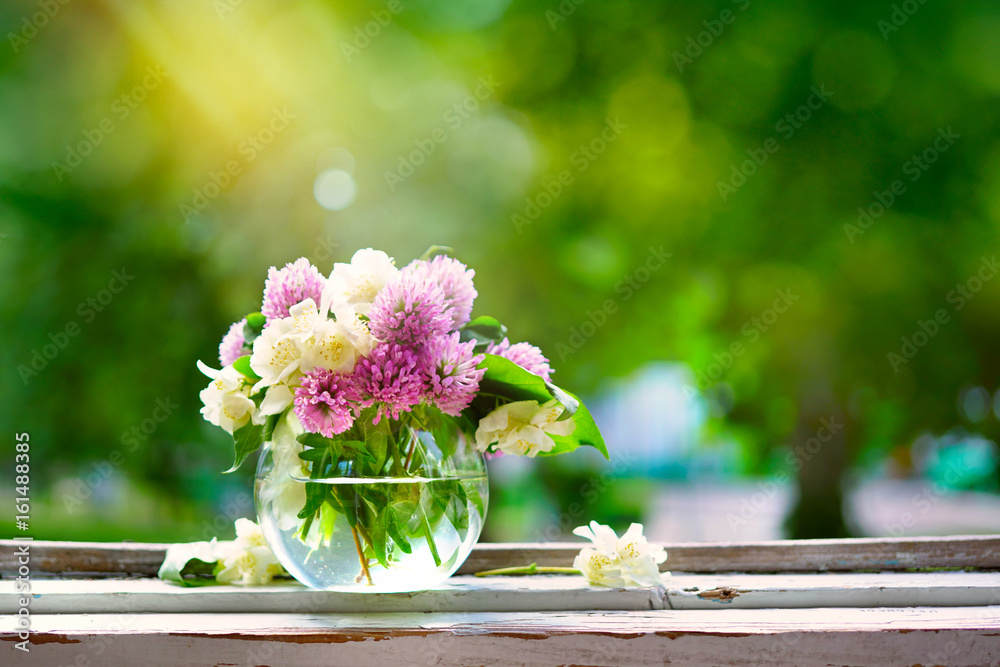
[158,519,289,586]
[572,521,668,588]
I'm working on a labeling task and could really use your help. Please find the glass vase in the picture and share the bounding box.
[255,411,488,592]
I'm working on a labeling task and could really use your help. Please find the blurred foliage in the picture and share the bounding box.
[2,0,999,541]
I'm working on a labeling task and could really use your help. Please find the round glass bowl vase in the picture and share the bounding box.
[255,413,488,593]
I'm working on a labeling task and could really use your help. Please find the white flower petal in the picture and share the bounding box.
[196,359,221,379]
[321,248,397,316]
[213,520,286,585]
[258,384,294,416]
[574,522,668,589]
[475,399,576,457]
[573,548,628,588]
[198,365,256,434]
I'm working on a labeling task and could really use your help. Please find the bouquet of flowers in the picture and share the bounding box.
[196,247,606,588]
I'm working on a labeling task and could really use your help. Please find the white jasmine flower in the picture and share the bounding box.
[197,361,258,434]
[574,548,630,587]
[258,383,295,417]
[250,299,362,416]
[615,523,668,587]
[572,521,667,588]
[475,399,576,457]
[249,300,315,391]
[259,413,307,532]
[299,315,361,375]
[334,306,377,357]
[215,519,286,585]
[233,517,270,549]
[573,520,621,555]
[215,545,285,585]
[321,248,398,316]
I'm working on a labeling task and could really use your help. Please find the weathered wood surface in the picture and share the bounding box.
[466,535,1000,573]
[3,572,998,614]
[4,607,1000,666]
[665,572,1000,610]
[0,575,666,614]
[3,534,998,577]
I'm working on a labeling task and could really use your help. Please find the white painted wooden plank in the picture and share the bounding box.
[667,571,1000,609]
[6,606,1000,633]
[3,608,1000,667]
[4,572,998,614]
[0,575,664,614]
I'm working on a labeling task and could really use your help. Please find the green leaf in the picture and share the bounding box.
[359,413,390,474]
[417,486,443,567]
[461,479,487,519]
[297,447,330,463]
[325,487,346,515]
[339,440,374,456]
[365,505,390,569]
[443,488,470,532]
[296,433,374,468]
[383,508,412,555]
[426,412,461,460]
[459,316,508,349]
[476,353,554,404]
[242,313,266,347]
[231,355,261,382]
[296,432,334,450]
[544,393,609,459]
[262,411,281,442]
[297,483,329,520]
[474,354,608,459]
[224,420,265,473]
[157,541,220,587]
[317,502,338,546]
[332,485,359,529]
[391,499,420,533]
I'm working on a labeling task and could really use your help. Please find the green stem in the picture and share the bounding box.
[418,503,442,567]
[297,513,315,542]
[474,564,581,577]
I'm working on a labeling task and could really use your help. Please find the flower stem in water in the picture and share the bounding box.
[351,524,374,586]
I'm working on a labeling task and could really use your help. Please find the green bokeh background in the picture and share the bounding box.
[2,0,999,542]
